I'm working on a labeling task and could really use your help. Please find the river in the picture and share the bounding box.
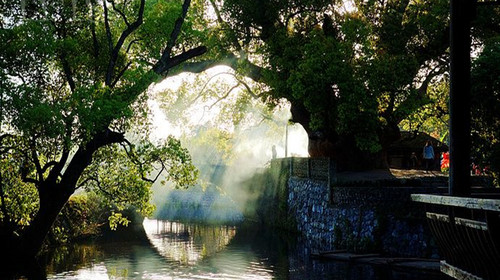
[25,219,450,279]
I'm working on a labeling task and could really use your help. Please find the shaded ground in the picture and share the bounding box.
[337,168,496,188]
[337,168,448,182]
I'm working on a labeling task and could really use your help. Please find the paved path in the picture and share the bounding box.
[337,168,447,182]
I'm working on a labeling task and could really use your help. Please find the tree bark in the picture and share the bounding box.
[290,102,392,171]
[19,183,72,259]
[6,129,127,260]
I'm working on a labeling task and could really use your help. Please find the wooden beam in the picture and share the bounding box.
[477,0,500,6]
[411,194,500,212]
[441,261,483,280]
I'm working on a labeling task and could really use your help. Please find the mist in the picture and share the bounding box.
[148,67,308,223]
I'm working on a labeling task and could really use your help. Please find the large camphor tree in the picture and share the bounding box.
[176,0,451,170]
[0,0,203,259]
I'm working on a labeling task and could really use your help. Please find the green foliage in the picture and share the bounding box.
[137,0,183,58]
[79,136,198,219]
[182,126,234,165]
[399,78,450,141]
[108,212,131,231]
[49,194,107,244]
[471,36,500,181]
[0,151,39,228]
[212,0,451,158]
[0,0,202,253]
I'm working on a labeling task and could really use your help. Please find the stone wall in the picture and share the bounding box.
[288,177,445,258]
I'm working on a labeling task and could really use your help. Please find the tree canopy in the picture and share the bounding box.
[174,0,452,169]
[177,0,500,173]
[0,0,203,259]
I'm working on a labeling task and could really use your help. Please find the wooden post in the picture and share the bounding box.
[328,158,336,186]
[285,123,289,158]
[449,0,474,196]
[307,158,311,178]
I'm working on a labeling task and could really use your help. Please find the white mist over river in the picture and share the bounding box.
[147,66,308,222]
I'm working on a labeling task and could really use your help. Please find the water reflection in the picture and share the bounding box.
[143,219,237,265]
[46,220,274,279]
[19,220,449,280]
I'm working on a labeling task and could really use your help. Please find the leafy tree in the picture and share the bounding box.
[398,5,500,179]
[155,67,290,164]
[176,0,451,170]
[471,36,500,181]
[0,0,203,259]
[399,78,450,143]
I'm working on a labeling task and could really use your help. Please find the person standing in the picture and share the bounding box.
[423,141,435,171]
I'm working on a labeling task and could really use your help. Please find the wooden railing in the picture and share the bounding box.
[412,194,500,280]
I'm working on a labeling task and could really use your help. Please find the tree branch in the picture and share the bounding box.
[41,161,58,174]
[233,75,261,99]
[147,162,166,183]
[105,0,145,86]
[21,176,39,185]
[91,2,100,76]
[46,116,73,183]
[154,46,207,75]
[208,0,242,51]
[29,141,44,182]
[393,66,447,124]
[118,141,163,184]
[103,0,114,55]
[126,38,140,54]
[151,0,210,76]
[186,71,236,105]
[208,83,239,109]
[167,53,264,82]
[60,53,76,92]
[79,174,114,198]
[109,0,130,27]
[158,0,191,66]
[111,61,132,88]
[60,129,125,189]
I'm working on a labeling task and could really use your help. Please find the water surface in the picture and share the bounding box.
[40,219,449,280]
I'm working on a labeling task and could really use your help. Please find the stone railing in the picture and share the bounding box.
[288,157,336,185]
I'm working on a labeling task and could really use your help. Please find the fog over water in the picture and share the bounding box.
[147,67,308,222]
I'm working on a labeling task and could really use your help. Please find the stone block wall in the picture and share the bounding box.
[288,177,444,258]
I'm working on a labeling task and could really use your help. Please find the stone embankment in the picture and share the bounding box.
[257,158,494,258]
[288,177,445,257]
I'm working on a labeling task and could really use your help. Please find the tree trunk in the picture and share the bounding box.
[5,130,125,261]
[19,183,73,259]
[290,102,394,171]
